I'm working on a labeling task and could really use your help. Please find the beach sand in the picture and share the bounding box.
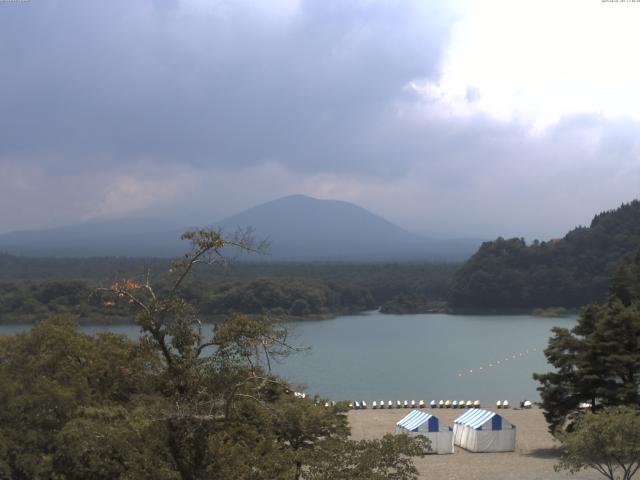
[348,407,601,480]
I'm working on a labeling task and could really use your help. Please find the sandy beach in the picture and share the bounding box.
[348,407,601,480]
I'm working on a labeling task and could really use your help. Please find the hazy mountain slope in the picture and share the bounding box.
[0,218,186,257]
[449,200,640,309]
[216,195,480,261]
[0,195,480,260]
[217,195,421,260]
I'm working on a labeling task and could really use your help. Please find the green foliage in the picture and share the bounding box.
[202,277,376,317]
[0,229,429,479]
[0,261,456,323]
[531,307,568,318]
[0,315,157,479]
[534,250,640,433]
[53,406,172,480]
[450,201,640,309]
[556,406,640,480]
[306,433,429,480]
[380,294,447,314]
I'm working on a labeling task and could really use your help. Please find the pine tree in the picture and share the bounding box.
[534,249,640,433]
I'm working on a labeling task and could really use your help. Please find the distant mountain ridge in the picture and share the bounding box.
[0,195,480,261]
[449,200,640,309]
[0,218,186,257]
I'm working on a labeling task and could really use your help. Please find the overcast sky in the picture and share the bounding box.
[1,0,639,239]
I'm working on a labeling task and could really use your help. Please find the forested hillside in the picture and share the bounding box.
[0,258,456,323]
[449,200,640,309]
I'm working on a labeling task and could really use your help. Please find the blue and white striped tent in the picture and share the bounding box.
[453,409,516,452]
[396,410,454,454]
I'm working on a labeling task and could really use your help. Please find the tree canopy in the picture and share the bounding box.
[0,229,429,480]
[0,258,455,324]
[534,249,640,433]
[556,406,640,480]
[449,200,640,310]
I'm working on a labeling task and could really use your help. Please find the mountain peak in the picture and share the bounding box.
[0,195,479,260]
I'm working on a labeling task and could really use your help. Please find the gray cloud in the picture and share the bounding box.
[0,0,454,175]
[0,0,639,239]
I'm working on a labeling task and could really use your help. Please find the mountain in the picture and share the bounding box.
[448,200,640,310]
[0,218,186,257]
[0,195,480,261]
[215,195,477,261]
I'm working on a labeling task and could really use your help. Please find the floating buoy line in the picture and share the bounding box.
[456,347,539,378]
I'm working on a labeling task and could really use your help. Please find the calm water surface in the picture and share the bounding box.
[0,311,576,404]
[276,311,577,404]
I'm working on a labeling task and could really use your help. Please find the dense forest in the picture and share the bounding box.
[3,200,638,320]
[449,201,640,310]
[0,257,456,323]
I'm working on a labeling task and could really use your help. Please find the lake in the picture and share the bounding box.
[0,311,576,405]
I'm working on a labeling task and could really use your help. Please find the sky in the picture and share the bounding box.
[1,0,639,239]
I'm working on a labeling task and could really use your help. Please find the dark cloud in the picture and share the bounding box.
[0,0,454,176]
[0,1,638,238]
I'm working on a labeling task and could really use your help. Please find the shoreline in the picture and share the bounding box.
[0,307,581,326]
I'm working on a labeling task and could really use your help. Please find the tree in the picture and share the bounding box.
[449,201,640,310]
[534,250,640,433]
[270,394,350,479]
[0,228,429,479]
[100,228,430,479]
[0,315,157,479]
[556,406,640,480]
[52,406,173,480]
[306,434,429,480]
[289,298,311,316]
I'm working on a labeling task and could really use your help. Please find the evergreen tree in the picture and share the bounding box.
[534,249,640,433]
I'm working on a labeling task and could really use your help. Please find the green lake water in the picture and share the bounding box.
[0,311,576,405]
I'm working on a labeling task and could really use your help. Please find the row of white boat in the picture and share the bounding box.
[347,399,534,410]
[291,392,533,410]
[349,400,483,410]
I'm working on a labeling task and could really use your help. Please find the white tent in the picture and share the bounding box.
[395,409,454,454]
[453,409,516,452]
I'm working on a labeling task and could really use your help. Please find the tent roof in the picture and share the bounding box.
[454,409,500,429]
[396,410,435,431]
